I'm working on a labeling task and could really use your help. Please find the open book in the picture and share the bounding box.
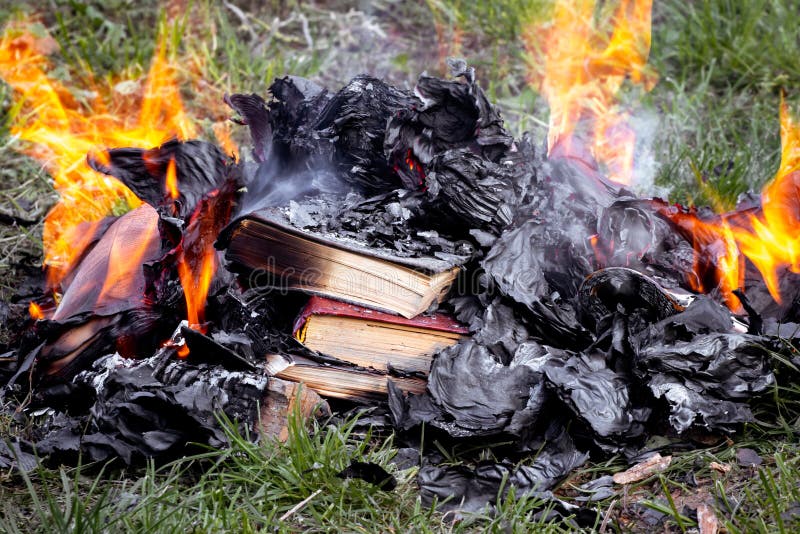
[220,209,462,318]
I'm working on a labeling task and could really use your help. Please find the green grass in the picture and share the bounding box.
[427,0,800,207]
[648,0,800,207]
[3,0,800,531]
[0,408,580,533]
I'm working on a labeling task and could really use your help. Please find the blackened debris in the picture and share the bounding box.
[385,59,513,188]
[631,297,774,433]
[424,339,544,436]
[88,139,228,220]
[34,351,268,465]
[635,333,773,433]
[0,439,37,473]
[595,199,696,284]
[5,61,793,522]
[427,149,520,235]
[418,422,588,515]
[482,164,602,304]
[315,76,418,191]
[577,267,682,333]
[231,75,416,193]
[336,461,397,490]
[542,351,650,452]
[181,326,257,372]
[224,92,271,162]
[266,75,330,168]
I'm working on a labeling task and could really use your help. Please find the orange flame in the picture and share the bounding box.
[176,249,215,330]
[662,97,800,309]
[28,301,44,321]
[165,157,179,201]
[665,210,744,311]
[97,207,161,306]
[212,121,240,161]
[728,97,800,304]
[175,182,236,340]
[524,0,656,186]
[0,22,231,290]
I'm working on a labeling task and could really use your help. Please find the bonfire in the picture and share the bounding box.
[1,1,798,526]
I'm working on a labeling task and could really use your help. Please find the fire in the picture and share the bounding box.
[28,301,44,321]
[405,149,425,186]
[212,121,240,161]
[165,157,180,201]
[97,208,160,307]
[523,1,800,310]
[524,0,656,186]
[662,97,800,309]
[175,180,237,340]
[588,234,607,267]
[176,245,215,331]
[0,22,230,289]
[728,97,800,304]
[663,209,744,311]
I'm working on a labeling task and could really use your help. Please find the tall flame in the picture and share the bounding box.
[175,182,236,344]
[524,0,656,186]
[0,22,230,290]
[729,97,800,304]
[661,97,800,309]
[1,20,238,341]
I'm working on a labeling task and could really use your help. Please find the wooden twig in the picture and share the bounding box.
[279,489,322,522]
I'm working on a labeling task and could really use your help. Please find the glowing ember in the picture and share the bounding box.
[0,22,229,289]
[405,149,425,187]
[588,234,608,267]
[177,344,191,359]
[524,0,656,186]
[28,301,44,321]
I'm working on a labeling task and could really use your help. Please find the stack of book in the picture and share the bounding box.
[220,209,469,400]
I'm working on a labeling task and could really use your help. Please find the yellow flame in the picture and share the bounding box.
[165,157,179,201]
[729,96,800,303]
[663,97,800,309]
[28,301,44,320]
[524,0,656,186]
[0,21,233,290]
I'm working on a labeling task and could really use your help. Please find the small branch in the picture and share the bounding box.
[279,488,322,522]
[299,13,314,50]
[223,1,258,43]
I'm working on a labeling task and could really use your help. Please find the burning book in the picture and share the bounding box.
[260,296,466,400]
[293,296,467,375]
[220,208,464,318]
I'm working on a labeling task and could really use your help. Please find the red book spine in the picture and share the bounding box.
[293,295,469,338]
